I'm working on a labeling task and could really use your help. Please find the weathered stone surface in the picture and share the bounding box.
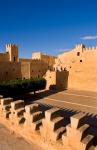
[25,103,39,114]
[24,103,44,131]
[52,126,66,141]
[40,107,66,143]
[45,107,61,121]
[9,100,25,125]
[11,100,24,110]
[31,119,42,130]
[81,134,94,150]
[11,107,25,117]
[70,113,86,129]
[1,98,13,106]
[0,95,3,104]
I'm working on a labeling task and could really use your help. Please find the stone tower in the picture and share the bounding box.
[6,44,19,62]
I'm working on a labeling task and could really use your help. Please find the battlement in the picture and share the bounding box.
[75,44,85,49]
[6,44,18,50]
[85,46,97,51]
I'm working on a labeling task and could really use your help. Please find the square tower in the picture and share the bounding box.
[6,44,19,62]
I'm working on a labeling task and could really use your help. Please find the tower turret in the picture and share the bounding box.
[6,44,19,62]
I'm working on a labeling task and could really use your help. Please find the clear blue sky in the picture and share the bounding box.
[0,0,97,58]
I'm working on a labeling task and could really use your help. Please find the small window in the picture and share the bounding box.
[14,57,16,62]
[61,67,63,71]
[77,52,80,56]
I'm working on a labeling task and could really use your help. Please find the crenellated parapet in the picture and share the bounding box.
[85,46,97,51]
[6,43,18,51]
[0,95,97,150]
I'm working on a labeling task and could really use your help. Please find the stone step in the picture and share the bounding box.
[45,107,62,121]
[78,124,90,140]
[25,103,39,114]
[2,104,11,111]
[32,111,44,122]
[62,132,68,145]
[11,100,24,110]
[1,97,13,106]
[0,95,3,104]
[81,134,95,150]
[31,119,42,130]
[15,115,25,125]
[52,127,66,141]
[62,132,67,140]
[51,116,64,131]
[70,113,86,129]
[2,110,11,118]
[12,108,25,117]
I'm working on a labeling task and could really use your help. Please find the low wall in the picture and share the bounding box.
[0,95,97,150]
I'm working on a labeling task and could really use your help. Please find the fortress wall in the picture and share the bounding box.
[0,53,9,62]
[32,52,55,67]
[68,54,97,91]
[55,46,97,92]
[44,70,69,90]
[21,62,30,79]
[0,98,97,150]
[44,71,56,90]
[30,61,48,78]
[0,62,21,81]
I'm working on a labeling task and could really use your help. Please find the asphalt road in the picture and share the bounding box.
[36,89,97,114]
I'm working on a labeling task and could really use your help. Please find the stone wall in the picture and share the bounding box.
[0,95,97,150]
[44,70,69,90]
[54,44,97,92]
[0,62,21,81]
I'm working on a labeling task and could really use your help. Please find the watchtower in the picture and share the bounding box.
[6,44,19,62]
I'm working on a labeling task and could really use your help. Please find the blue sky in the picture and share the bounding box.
[0,0,97,58]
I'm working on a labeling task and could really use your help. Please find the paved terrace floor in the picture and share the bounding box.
[35,89,97,114]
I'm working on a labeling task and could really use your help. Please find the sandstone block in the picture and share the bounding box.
[0,95,3,104]
[11,108,25,117]
[52,126,66,141]
[70,113,86,129]
[1,97,13,106]
[25,103,39,114]
[11,100,24,110]
[50,116,64,131]
[31,119,42,130]
[79,124,90,140]
[45,107,61,121]
[81,134,94,150]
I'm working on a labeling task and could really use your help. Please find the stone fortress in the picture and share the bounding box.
[0,44,97,150]
[0,43,97,92]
